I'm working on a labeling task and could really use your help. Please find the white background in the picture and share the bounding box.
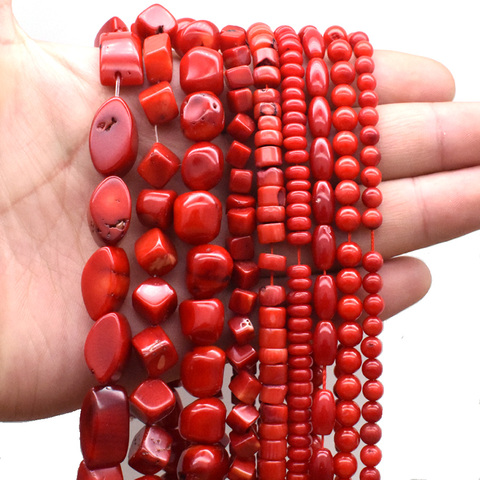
[2,0,480,479]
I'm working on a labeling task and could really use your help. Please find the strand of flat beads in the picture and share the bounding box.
[171,17,232,480]
[300,24,339,480]
[350,31,384,480]
[220,24,263,480]
[247,21,289,480]
[273,25,313,480]
[79,20,144,479]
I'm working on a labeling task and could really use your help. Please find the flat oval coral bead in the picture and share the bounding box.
[180,298,225,345]
[89,97,138,177]
[81,246,130,320]
[181,142,224,191]
[174,191,222,245]
[181,346,226,397]
[84,312,131,384]
[89,176,131,245]
[80,386,129,469]
[311,389,336,436]
[179,397,226,443]
[132,277,177,325]
[134,228,178,276]
[180,91,225,141]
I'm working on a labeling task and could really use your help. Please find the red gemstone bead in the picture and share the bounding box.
[232,261,260,290]
[312,225,336,271]
[130,378,176,425]
[181,141,224,190]
[81,246,130,320]
[335,180,360,205]
[228,457,256,480]
[337,347,362,374]
[310,137,334,180]
[311,389,336,435]
[220,24,246,51]
[178,444,229,480]
[175,20,220,56]
[226,235,255,260]
[99,32,143,86]
[89,97,138,177]
[228,316,255,345]
[139,81,178,125]
[181,346,226,397]
[312,180,334,225]
[228,114,256,142]
[226,343,258,371]
[227,207,256,236]
[134,4,177,39]
[144,33,173,84]
[338,321,363,347]
[360,423,382,445]
[137,142,180,189]
[332,106,358,131]
[323,25,347,45]
[173,191,222,245]
[128,425,172,475]
[89,176,131,245]
[313,321,337,366]
[337,241,362,267]
[227,87,254,114]
[336,400,361,427]
[227,403,260,433]
[180,298,225,345]
[331,84,356,107]
[230,429,261,458]
[180,46,224,95]
[77,461,123,480]
[335,374,362,400]
[135,228,178,276]
[335,426,360,453]
[335,206,361,232]
[180,91,225,141]
[84,312,131,384]
[308,96,331,138]
[132,277,177,325]
[309,448,334,480]
[306,58,329,97]
[136,189,177,229]
[132,326,178,377]
[301,26,325,58]
[330,61,356,85]
[80,386,129,469]
[362,401,383,423]
[336,268,362,294]
[229,288,258,315]
[225,65,255,90]
[333,452,357,478]
[179,397,226,443]
[94,17,127,47]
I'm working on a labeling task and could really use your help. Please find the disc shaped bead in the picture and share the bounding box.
[132,277,177,325]
[180,46,224,95]
[181,142,224,191]
[84,312,131,384]
[180,91,225,141]
[177,445,229,480]
[137,142,180,189]
[179,397,226,443]
[89,176,131,245]
[81,246,130,320]
[130,379,176,425]
[186,244,233,299]
[80,386,129,469]
[311,389,336,436]
[181,346,226,397]
[174,191,222,244]
[89,97,138,177]
[180,298,225,345]
[135,228,178,276]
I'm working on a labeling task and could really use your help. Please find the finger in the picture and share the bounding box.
[374,50,455,104]
[0,0,19,44]
[378,102,480,180]
[379,255,431,320]
[374,166,480,259]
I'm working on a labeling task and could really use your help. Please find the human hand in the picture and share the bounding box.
[0,0,474,424]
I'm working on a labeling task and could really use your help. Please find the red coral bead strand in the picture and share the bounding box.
[248,22,289,480]
[351,31,384,480]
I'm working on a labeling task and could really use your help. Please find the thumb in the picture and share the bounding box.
[0,0,21,44]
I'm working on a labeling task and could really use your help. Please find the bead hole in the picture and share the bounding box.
[97,117,117,132]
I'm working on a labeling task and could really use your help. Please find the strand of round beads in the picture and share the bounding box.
[351,32,384,480]
[247,21,289,480]
[273,24,313,480]
[219,24,263,480]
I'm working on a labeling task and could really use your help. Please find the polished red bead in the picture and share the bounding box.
[361,166,382,187]
[135,228,177,276]
[228,457,256,480]
[258,284,286,307]
[335,180,360,205]
[227,207,256,236]
[363,316,383,336]
[178,444,229,480]
[335,206,361,232]
[84,312,131,385]
[181,346,226,397]
[89,176,131,245]
[180,298,224,345]
[132,277,177,325]
[180,91,225,141]
[134,4,177,39]
[227,403,260,433]
[310,137,333,180]
[301,26,325,58]
[313,321,337,366]
[226,141,252,168]
[136,189,177,229]
[363,273,383,294]
[232,261,260,290]
[80,386,129,469]
[229,288,258,315]
[220,24,246,51]
[130,379,176,425]
[357,72,377,91]
[228,114,256,142]
[89,97,138,177]
[362,401,383,423]
[230,429,261,458]
[362,359,383,380]
[94,17,127,47]
[333,452,357,478]
[309,448,334,480]
[335,374,362,400]
[333,130,358,156]
[144,33,173,84]
[257,166,284,186]
[337,347,362,374]
[227,87,254,114]
[362,187,383,208]
[260,363,288,385]
[174,191,222,245]
[332,106,358,132]
[312,225,336,271]
[81,246,130,320]
[223,45,252,69]
[76,461,123,480]
[226,235,255,261]
[335,426,360,453]
[137,142,180,189]
[337,241,362,267]
[359,89,379,108]
[99,32,143,86]
[181,142,224,191]
[226,343,258,371]
[228,316,255,345]
[175,20,220,56]
[308,96,331,138]
[132,326,178,377]
[179,397,226,443]
[361,336,383,358]
[337,400,361,427]
[336,268,362,294]
[180,46,224,95]
[229,369,262,405]
[335,155,360,180]
[360,445,382,468]
[331,84,356,107]
[358,106,379,127]
[139,81,179,125]
[330,61,356,85]
[312,180,334,225]
[363,251,384,272]
[338,321,363,347]
[360,423,382,445]
[128,425,172,475]
[225,65,255,90]
[306,58,329,97]
[311,389,336,436]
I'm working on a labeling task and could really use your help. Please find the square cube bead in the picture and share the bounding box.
[229,169,253,194]
[229,288,258,314]
[139,81,178,125]
[226,141,252,169]
[144,33,173,84]
[99,32,144,86]
[226,235,255,261]
[227,88,254,113]
[220,25,247,51]
[223,45,252,68]
[232,261,260,289]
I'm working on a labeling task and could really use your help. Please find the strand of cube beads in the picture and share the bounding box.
[79,4,383,480]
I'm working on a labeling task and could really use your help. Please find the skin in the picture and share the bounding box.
[0,0,478,422]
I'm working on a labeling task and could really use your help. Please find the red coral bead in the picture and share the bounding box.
[306,58,329,97]
[175,20,220,56]
[227,403,260,433]
[144,33,173,84]
[181,346,226,397]
[77,462,123,480]
[179,397,226,443]
[81,246,130,320]
[223,45,252,69]
[135,228,178,276]
[134,4,177,39]
[80,386,129,469]
[177,445,229,480]
[313,321,337,366]
[89,97,138,177]
[89,176,131,245]
[312,225,336,271]
[308,96,331,138]
[309,448,334,480]
[136,189,177,229]
[139,81,178,126]
[312,180,334,225]
[174,191,222,245]
[311,388,336,436]
[84,312,131,384]
[220,24,246,51]
[181,142,224,191]
[228,316,255,345]
[230,370,262,405]
[301,26,325,59]
[180,46,224,95]
[336,400,361,427]
[132,277,177,325]
[180,91,225,141]
[330,61,356,85]
[310,137,334,180]
[137,142,180,189]
[179,298,225,345]
[228,457,256,480]
[94,17,127,47]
